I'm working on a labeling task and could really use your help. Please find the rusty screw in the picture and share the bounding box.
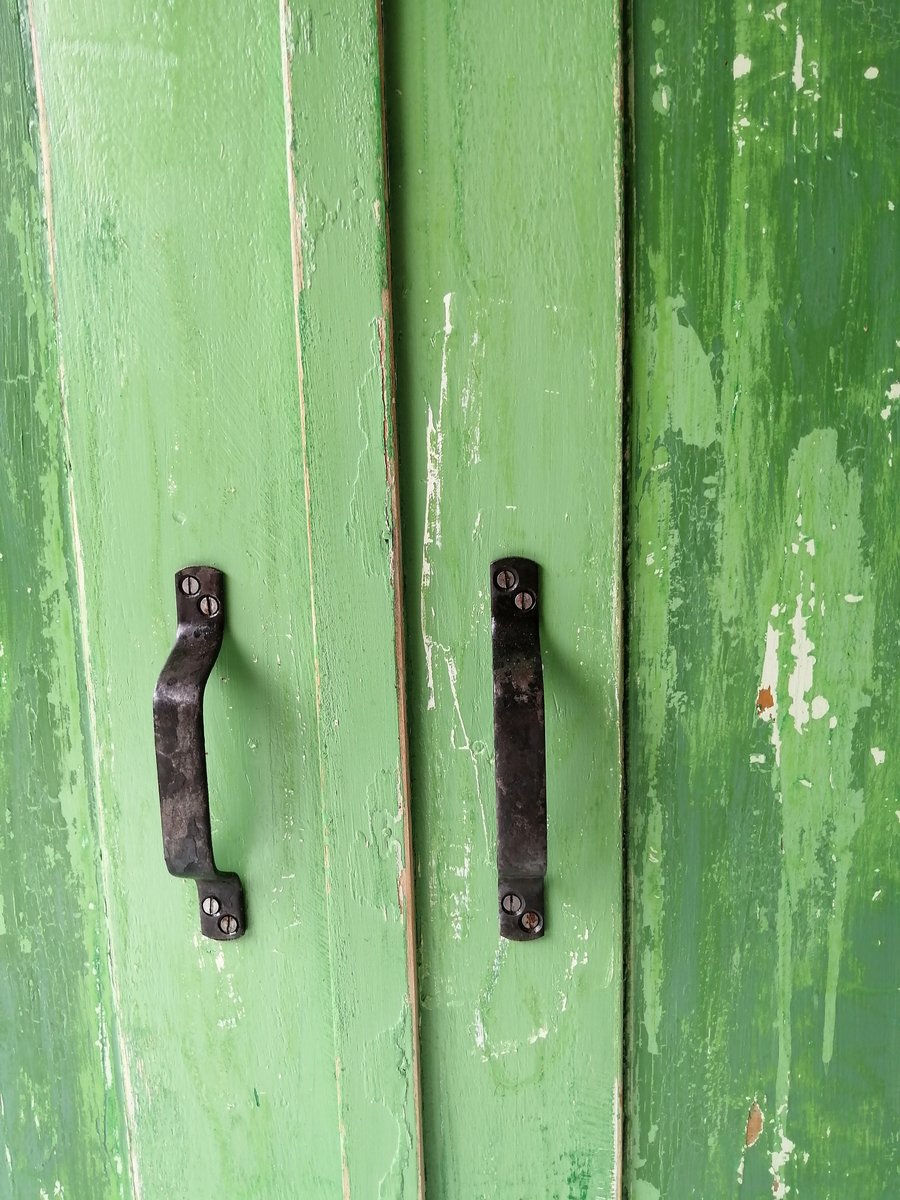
[218,914,239,936]
[202,896,221,916]
[199,595,220,618]
[180,574,200,596]
[495,568,518,591]
[520,910,543,935]
[514,591,536,612]
[501,892,523,915]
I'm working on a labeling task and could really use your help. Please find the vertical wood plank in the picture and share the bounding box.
[627,1,899,1194]
[25,1,421,1195]
[384,3,624,1196]
[0,4,132,1194]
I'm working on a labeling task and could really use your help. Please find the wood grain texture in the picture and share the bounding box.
[626,1,899,1195]
[24,1,420,1196]
[384,3,624,1196]
[0,4,131,1195]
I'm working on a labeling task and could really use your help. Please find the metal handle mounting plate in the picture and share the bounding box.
[491,556,547,940]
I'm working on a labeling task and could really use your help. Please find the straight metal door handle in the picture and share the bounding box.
[153,565,246,940]
[491,556,547,940]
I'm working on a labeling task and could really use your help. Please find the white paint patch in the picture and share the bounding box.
[811,695,829,720]
[770,1134,796,1198]
[864,66,879,80]
[474,1008,486,1050]
[887,381,900,400]
[733,54,752,79]
[792,33,805,90]
[787,588,816,729]
[871,747,886,766]
[806,539,816,556]
[788,592,815,734]
[420,293,453,709]
[759,622,782,765]
[750,753,766,764]
[844,593,864,604]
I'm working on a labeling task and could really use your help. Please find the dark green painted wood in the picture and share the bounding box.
[0,4,131,1194]
[626,2,899,1195]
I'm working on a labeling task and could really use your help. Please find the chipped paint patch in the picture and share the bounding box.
[733,53,752,78]
[792,33,805,91]
[787,592,815,734]
[745,1100,764,1147]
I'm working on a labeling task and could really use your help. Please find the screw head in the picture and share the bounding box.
[495,568,518,591]
[520,910,543,935]
[180,574,201,596]
[501,892,524,915]
[202,896,221,916]
[218,914,239,936]
[199,594,220,618]
[514,590,536,612]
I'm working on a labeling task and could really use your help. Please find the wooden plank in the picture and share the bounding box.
[26,1,421,1196]
[626,1,899,1194]
[384,3,624,1196]
[0,5,131,1194]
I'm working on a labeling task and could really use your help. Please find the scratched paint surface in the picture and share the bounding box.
[384,3,623,1196]
[0,6,131,1195]
[626,2,899,1196]
[15,1,420,1197]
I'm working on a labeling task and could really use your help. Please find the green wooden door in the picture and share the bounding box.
[2,0,623,1195]
[2,1,423,1196]
[3,0,896,1198]
[625,2,899,1196]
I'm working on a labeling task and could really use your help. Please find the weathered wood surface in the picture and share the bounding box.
[384,3,624,1196]
[0,5,130,1194]
[9,1,421,1196]
[626,1,899,1195]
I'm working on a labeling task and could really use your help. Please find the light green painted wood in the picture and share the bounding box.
[14,1,421,1196]
[384,4,624,1196]
[0,5,131,1195]
[626,1,899,1195]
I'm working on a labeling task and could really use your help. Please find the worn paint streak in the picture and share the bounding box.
[385,2,624,1196]
[627,1,899,1195]
[0,2,131,1194]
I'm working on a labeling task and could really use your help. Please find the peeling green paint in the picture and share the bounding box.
[627,0,899,1194]
[0,4,130,1194]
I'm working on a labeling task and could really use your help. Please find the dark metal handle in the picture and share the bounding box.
[153,565,246,940]
[491,556,547,940]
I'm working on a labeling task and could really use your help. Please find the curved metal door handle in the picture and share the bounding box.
[491,556,547,940]
[153,565,246,940]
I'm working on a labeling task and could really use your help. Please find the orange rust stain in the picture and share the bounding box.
[745,1100,764,1148]
[756,687,774,715]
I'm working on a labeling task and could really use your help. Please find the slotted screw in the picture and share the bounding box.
[202,896,220,916]
[218,914,239,936]
[199,595,220,618]
[514,591,536,612]
[495,568,517,591]
[520,910,543,934]
[180,575,200,596]
[501,892,523,915]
